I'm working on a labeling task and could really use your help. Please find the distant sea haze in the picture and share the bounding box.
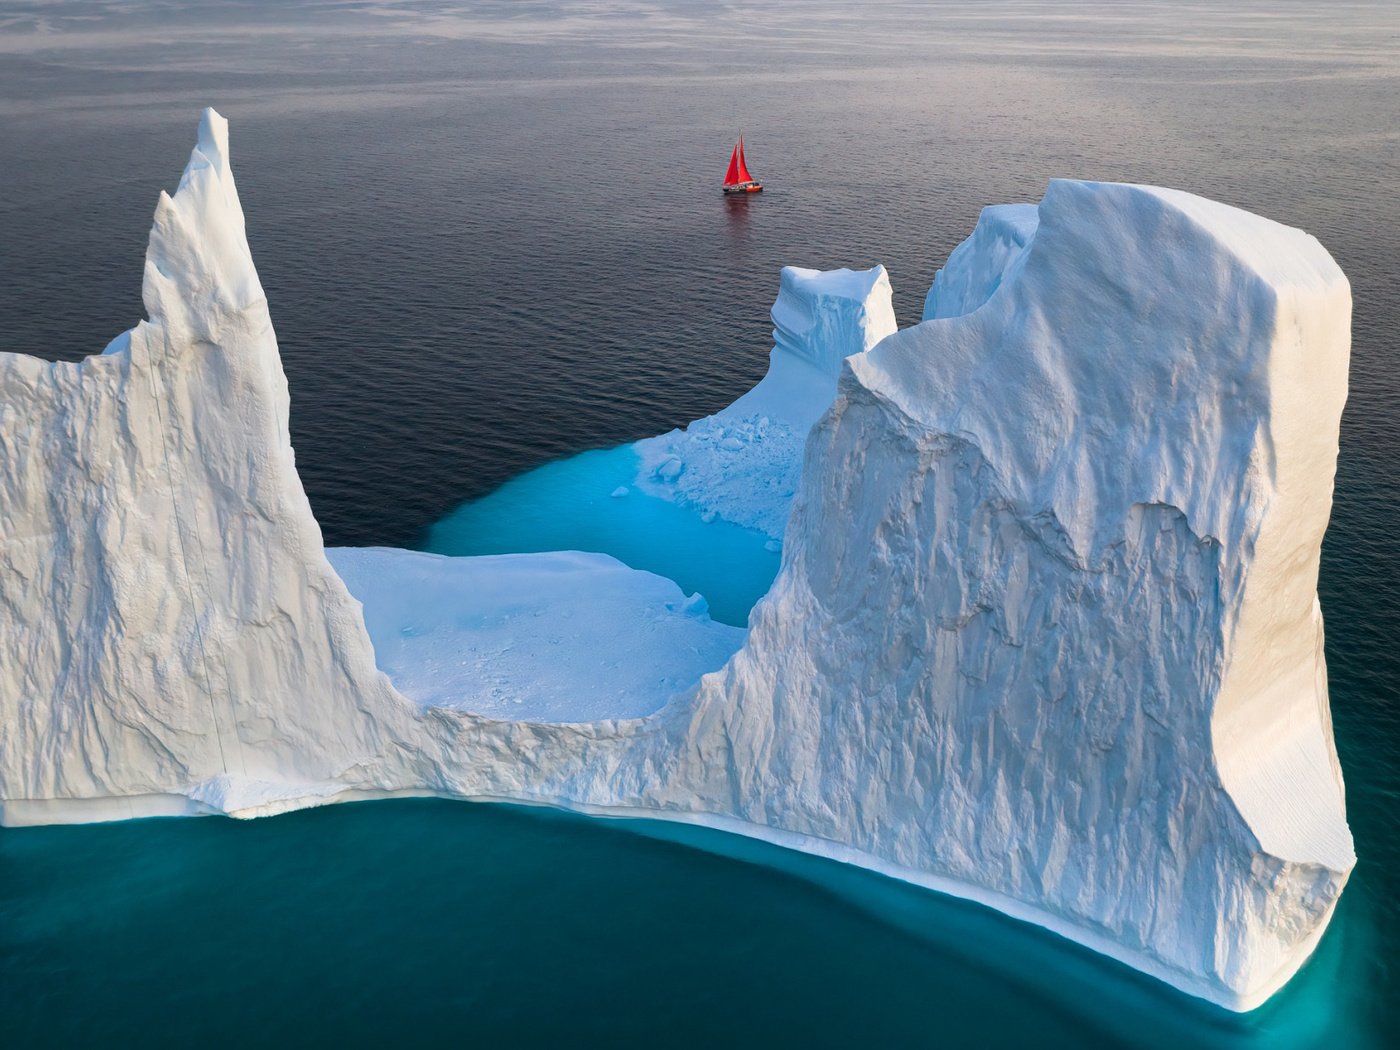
[2,1,1398,1046]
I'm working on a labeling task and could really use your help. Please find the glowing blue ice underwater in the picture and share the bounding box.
[427,444,782,629]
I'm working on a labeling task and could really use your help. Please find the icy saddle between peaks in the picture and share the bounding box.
[342,256,900,709]
[0,109,1355,1014]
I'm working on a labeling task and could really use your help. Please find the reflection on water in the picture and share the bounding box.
[722,192,756,273]
[724,191,753,236]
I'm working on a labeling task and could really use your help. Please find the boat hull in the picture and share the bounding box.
[723,182,763,195]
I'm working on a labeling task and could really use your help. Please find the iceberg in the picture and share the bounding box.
[0,110,1355,1012]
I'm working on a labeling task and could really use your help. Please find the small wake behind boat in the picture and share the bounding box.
[722,136,762,194]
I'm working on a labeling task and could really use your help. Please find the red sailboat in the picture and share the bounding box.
[722,135,763,194]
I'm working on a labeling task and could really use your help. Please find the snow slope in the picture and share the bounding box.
[922,202,1038,321]
[0,112,1355,1012]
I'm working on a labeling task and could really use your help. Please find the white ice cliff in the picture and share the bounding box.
[921,202,1038,321]
[0,111,1355,1012]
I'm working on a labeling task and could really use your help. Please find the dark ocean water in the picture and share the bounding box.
[2,1,1398,1045]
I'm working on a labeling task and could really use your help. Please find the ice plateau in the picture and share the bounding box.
[0,111,1355,1012]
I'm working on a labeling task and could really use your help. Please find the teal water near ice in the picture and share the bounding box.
[0,799,1377,1049]
[4,1,1400,1046]
[425,445,780,628]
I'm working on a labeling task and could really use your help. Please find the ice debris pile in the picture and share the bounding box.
[0,110,1355,1012]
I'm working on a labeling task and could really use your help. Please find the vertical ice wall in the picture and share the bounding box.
[680,180,1354,1007]
[0,110,414,819]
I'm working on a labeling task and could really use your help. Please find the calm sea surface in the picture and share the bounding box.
[2,2,1398,1045]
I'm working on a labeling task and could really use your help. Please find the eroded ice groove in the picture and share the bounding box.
[429,265,895,627]
[0,113,1355,1013]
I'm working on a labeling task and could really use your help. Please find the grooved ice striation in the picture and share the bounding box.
[0,111,1354,1012]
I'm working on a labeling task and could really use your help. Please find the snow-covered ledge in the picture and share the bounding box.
[0,111,1354,1012]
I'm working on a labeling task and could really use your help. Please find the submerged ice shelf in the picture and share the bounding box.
[426,445,779,629]
[0,110,1356,1013]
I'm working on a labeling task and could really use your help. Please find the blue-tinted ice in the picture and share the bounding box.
[425,445,780,628]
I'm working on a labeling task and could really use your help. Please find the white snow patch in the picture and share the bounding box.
[328,547,743,723]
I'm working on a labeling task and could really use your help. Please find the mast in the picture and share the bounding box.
[724,141,742,186]
[736,136,753,183]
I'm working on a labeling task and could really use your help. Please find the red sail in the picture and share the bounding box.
[723,142,742,185]
[735,138,754,183]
